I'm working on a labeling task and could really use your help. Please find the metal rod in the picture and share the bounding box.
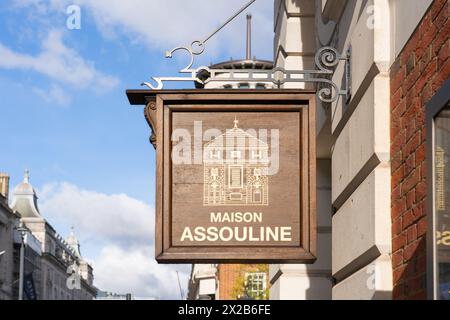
[246,14,252,60]
[16,222,28,301]
[203,0,257,44]
[176,271,184,300]
[18,236,25,300]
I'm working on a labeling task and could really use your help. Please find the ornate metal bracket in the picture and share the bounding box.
[143,46,350,103]
[141,0,351,103]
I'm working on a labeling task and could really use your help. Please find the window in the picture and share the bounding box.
[252,150,262,160]
[244,272,267,299]
[427,78,450,300]
[433,104,450,300]
[209,150,221,160]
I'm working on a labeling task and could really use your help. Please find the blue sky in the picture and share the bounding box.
[0,0,273,299]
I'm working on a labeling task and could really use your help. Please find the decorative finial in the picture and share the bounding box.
[234,117,239,128]
[24,169,30,183]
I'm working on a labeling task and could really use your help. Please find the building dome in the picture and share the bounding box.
[13,170,36,195]
[195,14,274,89]
[11,169,41,218]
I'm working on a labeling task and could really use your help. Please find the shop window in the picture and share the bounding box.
[427,78,450,300]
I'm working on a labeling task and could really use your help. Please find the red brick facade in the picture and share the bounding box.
[217,264,269,300]
[218,264,241,300]
[390,0,450,300]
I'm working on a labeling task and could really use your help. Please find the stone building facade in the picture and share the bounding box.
[270,0,449,300]
[12,226,42,300]
[0,170,97,300]
[11,170,96,300]
[0,173,17,300]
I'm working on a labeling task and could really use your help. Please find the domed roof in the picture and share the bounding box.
[13,169,36,195]
[11,169,41,218]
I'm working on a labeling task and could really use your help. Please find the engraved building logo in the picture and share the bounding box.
[203,119,270,206]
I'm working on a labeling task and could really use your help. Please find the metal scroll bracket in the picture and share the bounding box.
[141,0,351,103]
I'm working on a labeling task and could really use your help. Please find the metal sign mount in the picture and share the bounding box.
[141,0,350,103]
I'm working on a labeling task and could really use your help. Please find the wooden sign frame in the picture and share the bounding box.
[126,90,317,263]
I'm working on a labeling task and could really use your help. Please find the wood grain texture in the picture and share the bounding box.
[151,91,317,264]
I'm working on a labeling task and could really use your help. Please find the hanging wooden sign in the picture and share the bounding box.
[126,90,317,263]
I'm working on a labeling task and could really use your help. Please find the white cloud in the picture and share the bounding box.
[94,245,190,299]
[12,0,61,14]
[39,182,153,245]
[38,182,190,299]
[0,29,119,92]
[13,0,274,61]
[33,83,71,106]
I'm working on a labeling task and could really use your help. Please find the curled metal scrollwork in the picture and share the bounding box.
[142,44,349,103]
[140,0,349,103]
[315,46,341,72]
[141,42,208,90]
[142,0,257,91]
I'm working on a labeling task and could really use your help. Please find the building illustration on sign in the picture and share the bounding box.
[203,119,270,206]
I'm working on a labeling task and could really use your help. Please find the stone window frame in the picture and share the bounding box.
[426,77,450,300]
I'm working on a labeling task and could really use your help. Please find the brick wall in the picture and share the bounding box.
[218,264,241,300]
[390,0,450,300]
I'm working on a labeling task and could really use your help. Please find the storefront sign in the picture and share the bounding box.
[127,90,317,263]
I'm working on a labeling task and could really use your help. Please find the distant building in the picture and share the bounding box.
[12,224,42,300]
[0,173,17,300]
[0,172,41,301]
[96,291,130,300]
[9,170,97,300]
[187,263,269,300]
[96,291,156,300]
[187,264,218,300]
